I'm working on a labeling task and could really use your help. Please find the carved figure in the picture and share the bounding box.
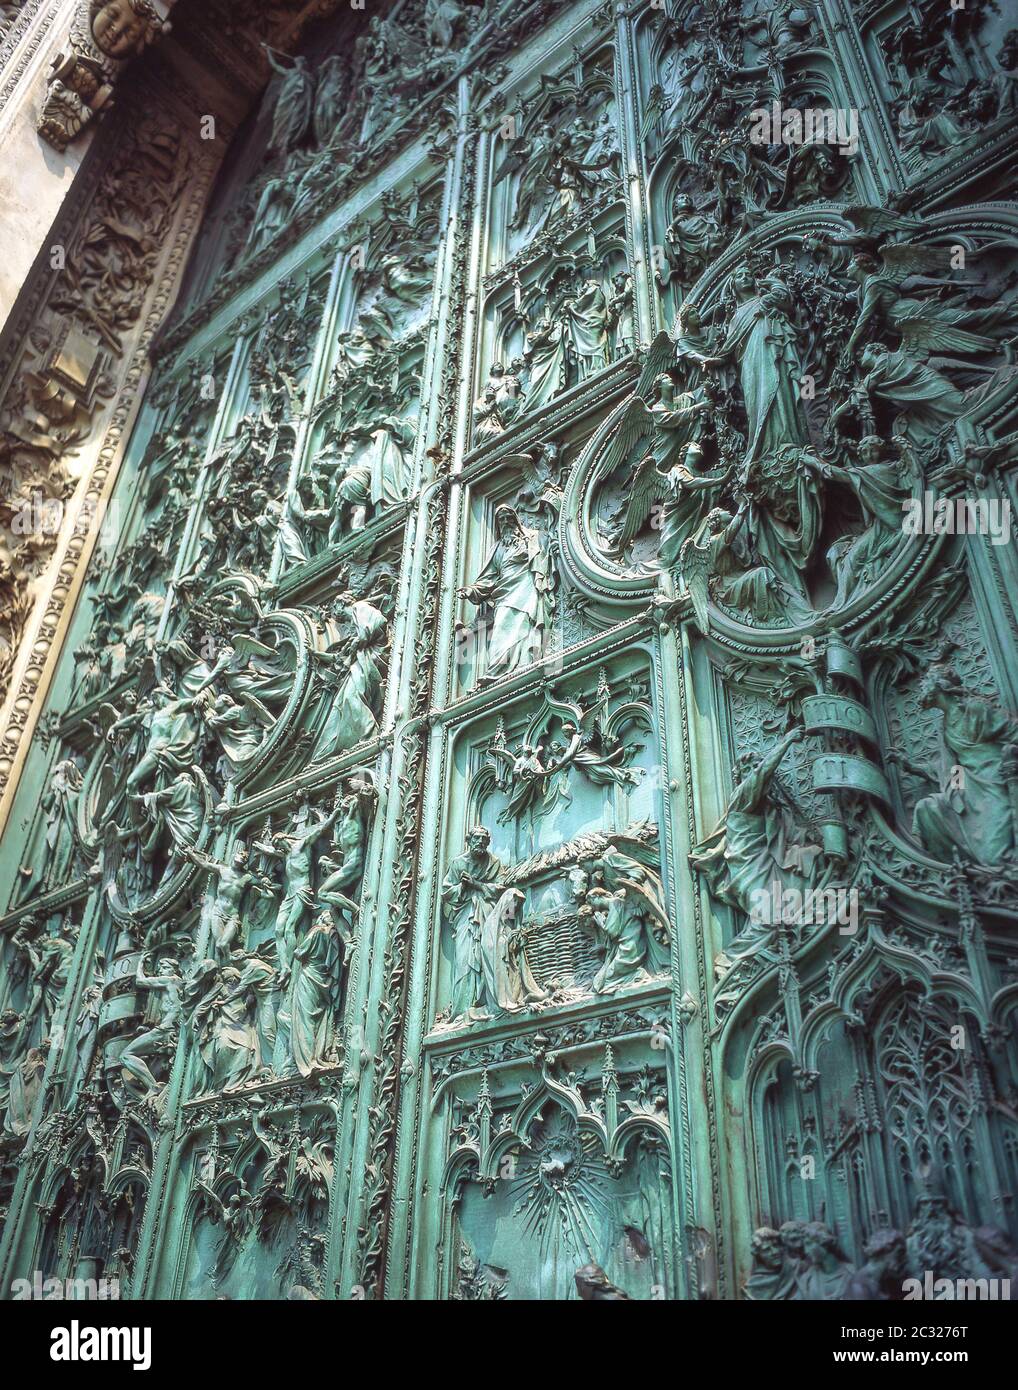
[256,801,340,984]
[700,265,808,472]
[312,591,388,758]
[578,847,670,992]
[460,506,553,681]
[263,47,315,157]
[119,953,183,1097]
[186,842,271,958]
[904,666,1018,866]
[477,888,546,1014]
[690,728,822,965]
[287,911,343,1076]
[441,826,505,1022]
[4,1040,49,1137]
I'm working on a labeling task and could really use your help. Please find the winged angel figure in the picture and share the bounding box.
[828,198,1017,259]
[843,240,1010,368]
[487,706,640,825]
[599,334,731,568]
[195,1178,254,1281]
[674,494,819,637]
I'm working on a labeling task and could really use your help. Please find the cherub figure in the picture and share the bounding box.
[185,841,273,958]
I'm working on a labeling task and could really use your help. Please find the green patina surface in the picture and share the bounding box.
[1,0,1017,1301]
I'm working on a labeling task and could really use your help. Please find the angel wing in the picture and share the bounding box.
[639,84,666,142]
[491,136,529,186]
[634,331,676,398]
[894,305,996,356]
[95,819,123,894]
[839,203,927,244]
[63,759,85,791]
[486,744,516,770]
[238,691,276,727]
[94,701,124,737]
[591,394,656,511]
[195,1177,226,1222]
[519,441,560,494]
[677,529,713,634]
[486,744,516,791]
[231,633,276,660]
[498,452,544,494]
[610,452,671,550]
[877,240,953,277]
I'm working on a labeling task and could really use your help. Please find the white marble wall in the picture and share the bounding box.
[0,0,96,329]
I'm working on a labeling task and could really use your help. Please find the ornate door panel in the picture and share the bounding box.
[0,0,1016,1303]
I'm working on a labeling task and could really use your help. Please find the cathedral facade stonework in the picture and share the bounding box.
[0,0,1016,1303]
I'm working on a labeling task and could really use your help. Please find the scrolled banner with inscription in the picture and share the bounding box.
[802,693,878,744]
[812,753,891,803]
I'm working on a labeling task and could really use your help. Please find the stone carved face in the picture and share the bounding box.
[677,302,700,332]
[92,0,157,59]
[803,1221,838,1260]
[918,664,959,709]
[779,1220,807,1258]
[466,826,491,856]
[494,506,521,540]
[859,435,883,465]
[750,1227,782,1270]
[731,264,755,296]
